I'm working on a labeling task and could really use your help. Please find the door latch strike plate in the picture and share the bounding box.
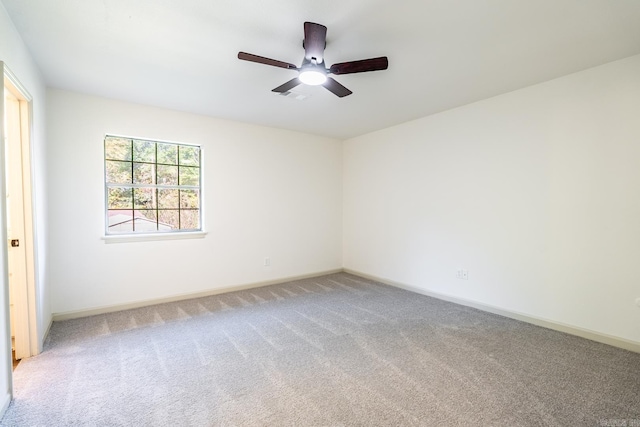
[10,239,19,247]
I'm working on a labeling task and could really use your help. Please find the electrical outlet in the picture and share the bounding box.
[462,270,469,280]
[264,257,270,267]
[635,298,640,308]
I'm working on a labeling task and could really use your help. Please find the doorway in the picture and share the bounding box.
[3,68,37,365]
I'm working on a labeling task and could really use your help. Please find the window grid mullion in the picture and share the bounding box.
[155,188,159,231]
[130,140,135,232]
[106,183,200,190]
[155,143,159,231]
[177,145,181,229]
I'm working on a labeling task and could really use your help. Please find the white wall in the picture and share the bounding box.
[0,0,50,413]
[344,54,640,344]
[47,89,342,314]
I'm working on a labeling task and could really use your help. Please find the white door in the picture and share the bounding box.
[4,86,31,360]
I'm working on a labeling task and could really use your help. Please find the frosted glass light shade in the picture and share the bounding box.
[299,69,327,85]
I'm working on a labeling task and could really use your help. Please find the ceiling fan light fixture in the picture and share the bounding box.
[298,69,327,86]
[238,22,388,97]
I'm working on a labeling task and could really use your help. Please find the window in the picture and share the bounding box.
[104,135,201,234]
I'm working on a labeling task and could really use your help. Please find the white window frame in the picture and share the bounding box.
[102,134,206,243]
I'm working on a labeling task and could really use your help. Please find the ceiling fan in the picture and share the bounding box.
[238,22,388,98]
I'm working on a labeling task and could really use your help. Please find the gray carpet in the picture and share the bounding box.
[2,272,639,426]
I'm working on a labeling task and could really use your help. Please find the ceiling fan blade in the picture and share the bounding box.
[272,78,301,93]
[238,52,298,70]
[303,22,327,63]
[323,77,352,98]
[329,57,389,75]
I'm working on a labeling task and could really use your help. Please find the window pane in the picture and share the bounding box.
[108,187,133,209]
[107,210,134,233]
[180,209,200,230]
[180,189,199,209]
[105,137,132,161]
[179,146,199,166]
[157,165,178,185]
[158,210,179,230]
[134,188,156,209]
[179,166,199,186]
[133,210,158,233]
[158,189,179,209]
[106,160,132,184]
[133,139,156,163]
[157,143,178,165]
[133,162,155,184]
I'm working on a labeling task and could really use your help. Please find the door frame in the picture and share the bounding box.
[2,63,39,360]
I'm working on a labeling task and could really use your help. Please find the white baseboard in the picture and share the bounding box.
[52,269,343,321]
[344,268,640,354]
[40,315,53,352]
[0,391,11,420]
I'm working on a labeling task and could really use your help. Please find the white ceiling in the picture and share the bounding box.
[3,0,640,139]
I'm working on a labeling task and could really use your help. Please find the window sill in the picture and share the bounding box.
[102,231,207,244]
